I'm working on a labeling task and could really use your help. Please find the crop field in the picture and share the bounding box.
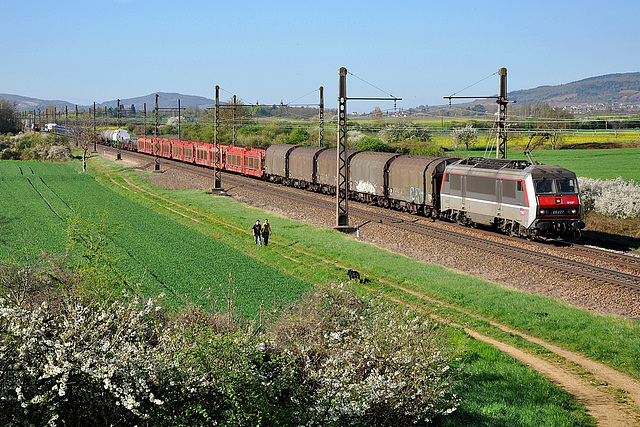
[0,161,311,316]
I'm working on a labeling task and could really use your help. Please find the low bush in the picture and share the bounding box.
[579,176,640,219]
[0,133,71,161]
[270,282,460,425]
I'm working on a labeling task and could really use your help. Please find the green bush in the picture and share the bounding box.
[0,133,71,160]
[356,136,391,152]
[285,128,309,145]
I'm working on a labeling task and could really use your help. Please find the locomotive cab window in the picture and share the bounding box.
[557,178,577,194]
[535,178,553,194]
[535,178,577,195]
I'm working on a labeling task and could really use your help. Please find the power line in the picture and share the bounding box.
[447,71,499,98]
[285,88,320,106]
[346,70,398,99]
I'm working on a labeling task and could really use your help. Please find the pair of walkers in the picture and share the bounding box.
[252,219,271,247]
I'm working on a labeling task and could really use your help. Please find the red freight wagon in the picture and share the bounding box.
[195,142,228,169]
[171,140,195,163]
[195,142,214,167]
[137,137,153,154]
[158,138,172,158]
[225,145,265,178]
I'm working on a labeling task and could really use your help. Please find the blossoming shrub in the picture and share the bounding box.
[270,283,460,426]
[0,292,171,425]
[0,257,459,426]
[578,177,640,219]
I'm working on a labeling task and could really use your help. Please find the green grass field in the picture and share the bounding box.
[8,156,640,425]
[0,160,312,316]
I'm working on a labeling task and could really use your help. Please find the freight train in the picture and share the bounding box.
[55,125,585,238]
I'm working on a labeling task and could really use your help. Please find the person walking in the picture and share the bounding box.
[262,219,271,246]
[252,220,262,246]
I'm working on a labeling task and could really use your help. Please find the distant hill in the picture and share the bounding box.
[508,72,640,108]
[0,94,76,112]
[0,92,215,112]
[453,72,640,114]
[97,93,215,111]
[4,72,640,113]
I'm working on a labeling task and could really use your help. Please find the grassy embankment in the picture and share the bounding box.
[4,155,639,425]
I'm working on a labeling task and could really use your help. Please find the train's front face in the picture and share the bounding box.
[529,166,585,236]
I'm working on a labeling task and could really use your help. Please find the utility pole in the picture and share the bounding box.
[178,98,181,140]
[336,68,349,228]
[74,105,78,147]
[319,86,324,147]
[335,67,401,230]
[93,102,97,153]
[116,99,121,159]
[496,67,508,159]
[444,67,511,159]
[213,85,222,190]
[143,102,147,138]
[154,94,160,171]
[232,95,237,145]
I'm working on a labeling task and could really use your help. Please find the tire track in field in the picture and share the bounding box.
[29,172,176,297]
[101,172,324,273]
[24,177,64,221]
[100,167,640,425]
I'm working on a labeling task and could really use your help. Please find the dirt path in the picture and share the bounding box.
[95,150,640,425]
[381,282,640,426]
[465,328,637,426]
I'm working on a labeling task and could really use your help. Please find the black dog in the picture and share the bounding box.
[347,269,361,281]
[347,269,369,284]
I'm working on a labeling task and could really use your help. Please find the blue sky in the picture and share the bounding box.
[2,0,639,112]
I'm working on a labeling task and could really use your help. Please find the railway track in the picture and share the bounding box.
[105,146,640,293]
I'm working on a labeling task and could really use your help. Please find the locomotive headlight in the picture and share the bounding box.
[570,209,577,214]
[539,209,546,215]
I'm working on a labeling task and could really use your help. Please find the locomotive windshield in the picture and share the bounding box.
[556,178,578,194]
[534,178,578,195]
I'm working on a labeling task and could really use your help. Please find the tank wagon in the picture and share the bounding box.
[99,129,132,150]
[440,158,585,237]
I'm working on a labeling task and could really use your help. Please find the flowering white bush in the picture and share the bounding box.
[450,124,478,150]
[1,253,460,426]
[0,292,174,425]
[271,282,460,426]
[578,177,640,219]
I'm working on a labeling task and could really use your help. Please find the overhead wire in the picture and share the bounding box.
[447,70,499,98]
[346,70,397,98]
[285,88,320,106]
